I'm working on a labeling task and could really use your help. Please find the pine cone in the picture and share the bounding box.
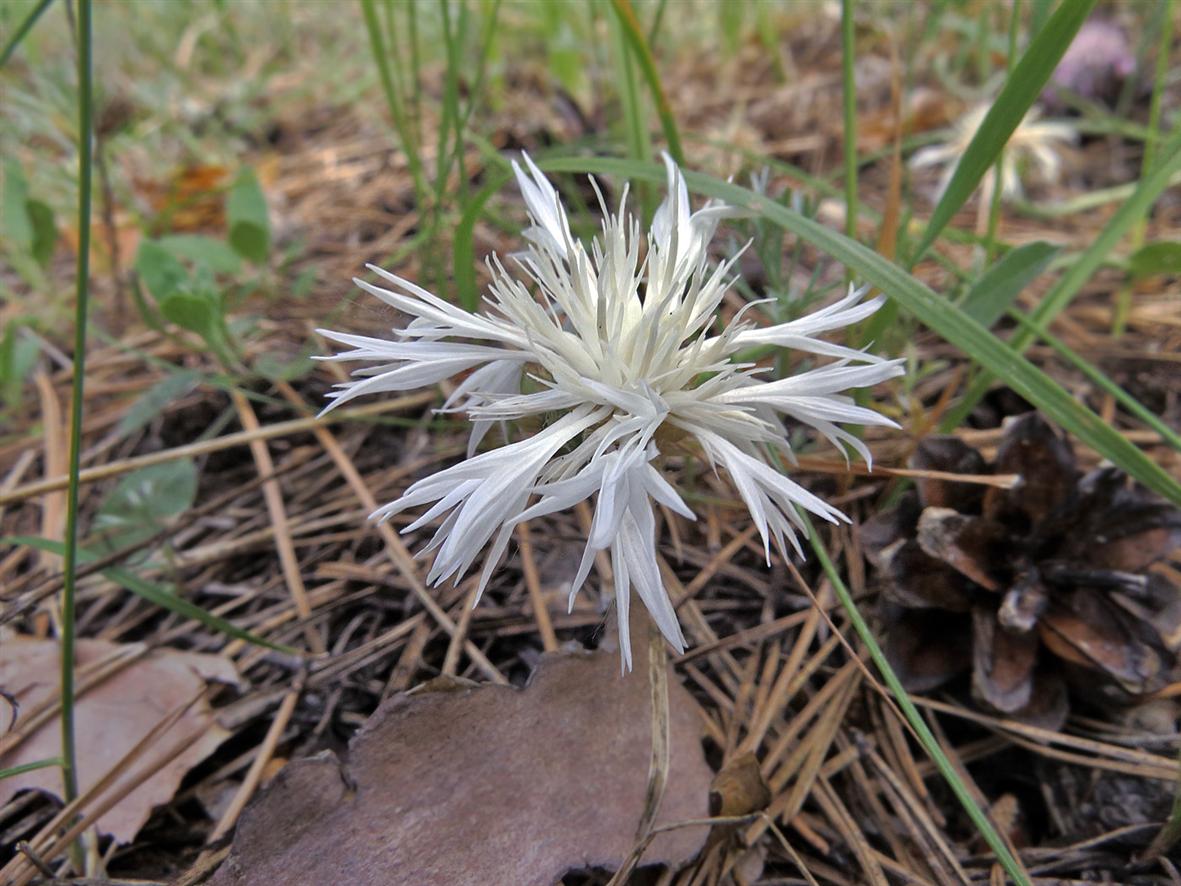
[863,413,1181,730]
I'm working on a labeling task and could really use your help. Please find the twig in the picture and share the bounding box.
[230,390,324,655]
[0,392,436,506]
[273,380,507,684]
[515,522,558,652]
[207,672,305,845]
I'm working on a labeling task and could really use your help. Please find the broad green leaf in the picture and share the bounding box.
[4,535,297,655]
[156,233,242,275]
[540,156,1181,507]
[1128,241,1181,280]
[93,459,198,550]
[114,370,202,440]
[136,239,189,301]
[914,0,1097,258]
[227,168,270,264]
[961,241,1058,328]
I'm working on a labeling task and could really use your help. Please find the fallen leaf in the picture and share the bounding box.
[0,637,237,842]
[211,650,712,886]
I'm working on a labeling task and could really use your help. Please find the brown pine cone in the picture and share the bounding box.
[862,412,1181,730]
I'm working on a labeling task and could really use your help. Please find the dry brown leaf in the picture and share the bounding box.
[0,637,237,842]
[211,649,712,886]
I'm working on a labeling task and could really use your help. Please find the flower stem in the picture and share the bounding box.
[636,611,670,843]
[60,0,93,870]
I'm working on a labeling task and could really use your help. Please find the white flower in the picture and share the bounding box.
[910,104,1077,204]
[318,153,903,669]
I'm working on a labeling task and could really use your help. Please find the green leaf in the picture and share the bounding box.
[1128,241,1181,280]
[0,758,64,781]
[159,287,223,340]
[136,239,189,301]
[960,241,1058,328]
[4,535,298,655]
[26,199,56,266]
[93,460,198,550]
[453,170,510,311]
[114,370,202,440]
[914,0,1098,258]
[2,159,33,250]
[227,168,270,264]
[103,564,297,654]
[253,350,315,382]
[156,233,242,275]
[540,156,1181,507]
[0,322,38,407]
[1,163,56,268]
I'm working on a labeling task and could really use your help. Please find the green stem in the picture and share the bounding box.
[60,0,93,863]
[840,0,858,245]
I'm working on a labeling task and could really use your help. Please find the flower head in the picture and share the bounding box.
[910,104,1077,204]
[319,154,902,668]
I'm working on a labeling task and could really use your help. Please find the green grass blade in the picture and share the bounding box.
[1002,310,1181,453]
[540,155,1181,506]
[913,0,1097,260]
[983,0,1023,262]
[960,240,1058,328]
[0,0,54,67]
[0,758,65,781]
[103,566,299,655]
[805,522,1031,886]
[60,0,94,817]
[1114,0,1173,335]
[360,0,428,212]
[6,536,299,655]
[609,0,684,164]
[947,123,1181,426]
[453,169,511,311]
